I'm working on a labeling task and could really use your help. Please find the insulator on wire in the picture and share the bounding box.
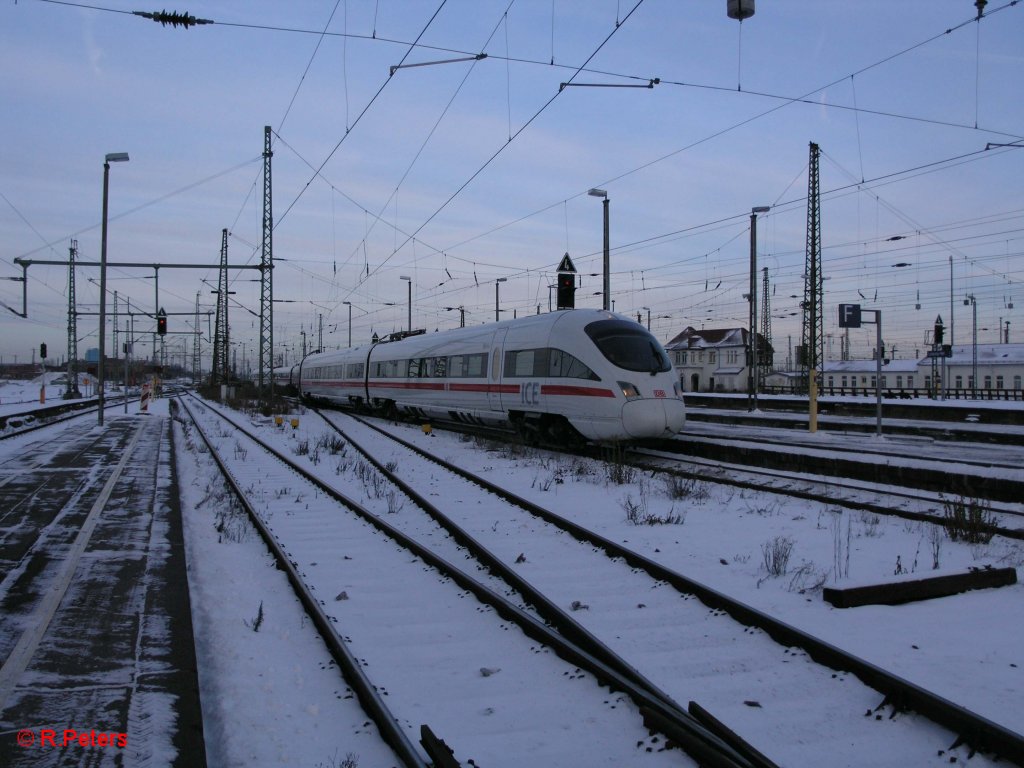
[133,10,213,29]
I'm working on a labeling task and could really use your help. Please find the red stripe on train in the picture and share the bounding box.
[541,384,615,398]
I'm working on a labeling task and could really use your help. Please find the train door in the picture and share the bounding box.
[487,328,507,412]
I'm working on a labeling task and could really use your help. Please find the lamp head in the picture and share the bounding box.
[105,152,130,163]
[588,188,608,198]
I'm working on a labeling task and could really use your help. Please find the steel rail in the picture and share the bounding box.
[319,411,690,712]
[0,399,99,439]
[628,445,1024,541]
[189,394,758,768]
[652,434,1023,503]
[345,412,1024,765]
[174,396,430,768]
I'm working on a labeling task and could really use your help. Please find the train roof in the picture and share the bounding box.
[300,309,635,365]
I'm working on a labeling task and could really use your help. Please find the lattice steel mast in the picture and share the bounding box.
[211,228,230,385]
[259,125,274,397]
[760,266,772,374]
[64,240,82,398]
[801,142,823,387]
[801,142,824,430]
[191,291,201,384]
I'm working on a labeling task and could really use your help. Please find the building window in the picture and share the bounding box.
[709,351,716,364]
[896,375,903,388]
[984,375,992,389]
[827,376,834,387]
[1015,375,1022,391]
[840,376,847,388]
[996,375,1004,389]
[907,376,914,388]
[968,375,975,389]
[881,376,887,388]
[955,375,963,389]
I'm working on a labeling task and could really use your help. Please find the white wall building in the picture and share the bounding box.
[664,327,772,393]
[665,325,1024,398]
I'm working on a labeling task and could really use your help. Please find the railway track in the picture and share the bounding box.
[0,400,100,441]
[626,444,1024,542]
[177,394,758,768]
[334,403,1022,540]
[653,428,1024,505]
[313,408,1022,766]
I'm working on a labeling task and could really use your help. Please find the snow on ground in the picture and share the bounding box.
[3,384,1021,766]
[179,396,1023,764]
[0,374,110,420]
[354,414,1023,736]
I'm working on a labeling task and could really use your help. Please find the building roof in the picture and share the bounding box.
[665,326,773,355]
[824,358,919,374]
[944,343,1024,366]
[821,344,1024,373]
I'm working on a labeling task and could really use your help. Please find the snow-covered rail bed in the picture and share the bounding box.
[178,396,699,768]
[626,447,1024,539]
[316,409,1013,767]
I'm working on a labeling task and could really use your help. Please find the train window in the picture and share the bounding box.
[465,353,487,378]
[584,319,672,374]
[421,358,446,378]
[444,354,485,378]
[408,359,424,378]
[549,348,598,380]
[346,362,364,379]
[505,349,543,377]
[375,359,405,378]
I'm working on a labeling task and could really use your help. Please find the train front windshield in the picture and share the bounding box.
[584,318,672,374]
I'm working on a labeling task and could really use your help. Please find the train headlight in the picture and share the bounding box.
[618,381,641,399]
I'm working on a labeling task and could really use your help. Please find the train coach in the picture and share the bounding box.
[297,309,685,443]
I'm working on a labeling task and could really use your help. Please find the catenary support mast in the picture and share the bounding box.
[801,142,823,429]
[259,125,274,398]
[64,240,81,398]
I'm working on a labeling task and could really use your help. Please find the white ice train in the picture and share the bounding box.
[294,309,685,443]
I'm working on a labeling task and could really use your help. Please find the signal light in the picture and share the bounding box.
[40,343,47,358]
[556,272,576,310]
[157,315,167,336]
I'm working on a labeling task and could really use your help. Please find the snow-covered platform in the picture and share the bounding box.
[0,414,205,766]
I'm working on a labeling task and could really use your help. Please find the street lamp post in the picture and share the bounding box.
[343,301,352,347]
[642,306,651,330]
[588,189,610,310]
[964,293,978,393]
[495,278,507,322]
[98,151,129,426]
[400,275,412,332]
[749,205,770,411]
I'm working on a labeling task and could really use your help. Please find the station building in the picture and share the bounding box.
[664,325,1024,399]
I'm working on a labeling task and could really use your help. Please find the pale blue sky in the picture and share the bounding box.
[2,1,1022,368]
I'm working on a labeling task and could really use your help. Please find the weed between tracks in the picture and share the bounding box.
[942,496,996,544]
